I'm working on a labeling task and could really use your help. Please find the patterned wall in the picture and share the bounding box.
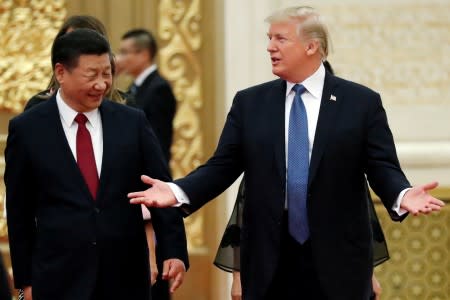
[0,0,65,113]
[374,202,449,300]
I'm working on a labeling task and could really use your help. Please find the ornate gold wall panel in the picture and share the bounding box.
[157,0,206,252]
[374,198,449,300]
[0,0,66,113]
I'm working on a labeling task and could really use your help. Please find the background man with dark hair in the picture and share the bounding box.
[118,29,176,164]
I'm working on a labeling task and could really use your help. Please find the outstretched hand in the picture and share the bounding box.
[128,175,177,207]
[400,181,445,216]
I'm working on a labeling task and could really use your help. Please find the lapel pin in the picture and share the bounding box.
[330,94,336,101]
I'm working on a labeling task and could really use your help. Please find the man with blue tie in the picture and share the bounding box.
[128,6,445,300]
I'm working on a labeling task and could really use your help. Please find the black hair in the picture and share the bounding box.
[121,28,158,61]
[51,28,112,71]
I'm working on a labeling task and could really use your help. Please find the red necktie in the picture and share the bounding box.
[75,113,99,200]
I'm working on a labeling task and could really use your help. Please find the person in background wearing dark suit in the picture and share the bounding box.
[128,6,445,300]
[5,29,188,300]
[118,29,176,164]
[117,28,178,300]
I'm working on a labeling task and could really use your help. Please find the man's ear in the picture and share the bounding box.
[305,40,320,56]
[54,63,65,84]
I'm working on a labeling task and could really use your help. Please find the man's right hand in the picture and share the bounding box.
[23,286,32,300]
[128,175,177,207]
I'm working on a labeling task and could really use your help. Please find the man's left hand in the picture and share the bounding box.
[161,258,186,293]
[401,181,445,215]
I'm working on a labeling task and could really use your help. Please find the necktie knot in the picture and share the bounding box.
[292,84,306,96]
[75,113,88,125]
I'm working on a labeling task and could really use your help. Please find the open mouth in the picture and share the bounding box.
[271,57,280,64]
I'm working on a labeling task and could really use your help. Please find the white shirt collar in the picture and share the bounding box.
[56,89,100,128]
[285,63,325,98]
[135,64,157,86]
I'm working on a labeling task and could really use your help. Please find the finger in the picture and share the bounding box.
[129,198,148,205]
[425,203,444,211]
[128,191,147,198]
[162,261,170,280]
[422,181,439,191]
[141,175,156,185]
[429,198,445,206]
[169,273,184,293]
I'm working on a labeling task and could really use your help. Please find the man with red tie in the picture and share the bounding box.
[4,29,188,300]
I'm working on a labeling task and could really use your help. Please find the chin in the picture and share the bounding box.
[272,69,284,79]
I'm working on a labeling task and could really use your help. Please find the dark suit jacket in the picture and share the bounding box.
[5,97,188,300]
[175,72,410,300]
[133,70,176,163]
[213,178,390,272]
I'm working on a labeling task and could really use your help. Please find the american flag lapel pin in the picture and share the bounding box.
[330,94,336,101]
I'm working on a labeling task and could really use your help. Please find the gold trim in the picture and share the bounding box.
[157,0,205,251]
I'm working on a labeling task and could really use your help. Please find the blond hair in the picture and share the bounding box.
[265,6,331,59]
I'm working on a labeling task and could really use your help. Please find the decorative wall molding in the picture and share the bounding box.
[0,0,65,113]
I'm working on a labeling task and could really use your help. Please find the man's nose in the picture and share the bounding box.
[94,79,108,91]
[267,39,276,52]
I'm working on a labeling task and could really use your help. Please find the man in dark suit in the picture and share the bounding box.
[128,6,445,300]
[5,29,188,300]
[118,29,176,163]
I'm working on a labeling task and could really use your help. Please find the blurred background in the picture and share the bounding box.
[0,0,449,299]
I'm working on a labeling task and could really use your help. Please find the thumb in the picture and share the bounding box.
[422,181,439,191]
[141,175,156,185]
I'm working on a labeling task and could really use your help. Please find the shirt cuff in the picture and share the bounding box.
[167,182,190,207]
[141,204,152,220]
[392,188,411,216]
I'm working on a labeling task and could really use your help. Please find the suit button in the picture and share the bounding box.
[92,241,97,245]
[94,208,100,213]
[308,193,312,198]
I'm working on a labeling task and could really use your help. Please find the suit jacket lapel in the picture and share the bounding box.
[40,97,94,200]
[272,80,288,185]
[96,100,116,203]
[308,72,339,186]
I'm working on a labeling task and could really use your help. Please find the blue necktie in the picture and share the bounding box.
[287,84,310,244]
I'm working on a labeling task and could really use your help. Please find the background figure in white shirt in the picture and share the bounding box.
[118,28,177,165]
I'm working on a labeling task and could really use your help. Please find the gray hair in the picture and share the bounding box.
[265,6,331,59]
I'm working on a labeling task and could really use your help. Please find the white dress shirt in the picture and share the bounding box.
[56,90,103,175]
[134,64,157,87]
